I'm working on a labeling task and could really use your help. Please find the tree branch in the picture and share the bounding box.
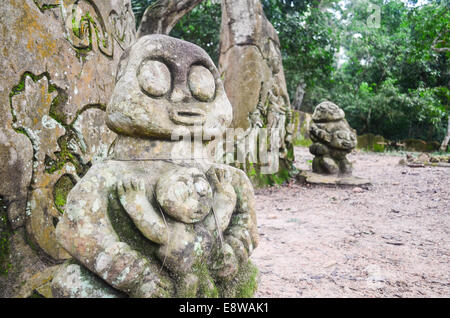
[137,0,203,37]
[431,28,450,53]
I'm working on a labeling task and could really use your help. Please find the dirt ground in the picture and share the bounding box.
[252,146,449,298]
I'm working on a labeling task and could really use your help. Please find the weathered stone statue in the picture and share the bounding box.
[53,34,259,298]
[309,101,357,175]
[219,0,295,186]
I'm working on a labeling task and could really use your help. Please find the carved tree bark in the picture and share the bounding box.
[137,0,203,37]
[440,115,450,152]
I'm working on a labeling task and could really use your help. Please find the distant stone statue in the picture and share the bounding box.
[309,101,357,175]
[52,35,259,298]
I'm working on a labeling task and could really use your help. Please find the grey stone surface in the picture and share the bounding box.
[0,0,135,297]
[51,262,125,298]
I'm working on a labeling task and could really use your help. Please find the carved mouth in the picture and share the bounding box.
[170,108,206,125]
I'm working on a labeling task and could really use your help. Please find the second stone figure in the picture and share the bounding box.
[309,101,357,175]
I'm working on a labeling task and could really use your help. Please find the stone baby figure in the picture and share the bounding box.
[117,165,238,296]
[54,35,259,298]
[309,101,357,175]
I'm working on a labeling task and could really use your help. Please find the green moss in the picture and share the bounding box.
[10,71,62,131]
[33,1,59,12]
[49,90,69,124]
[53,175,76,214]
[234,261,258,298]
[182,261,219,298]
[294,136,313,147]
[107,192,158,260]
[217,261,258,298]
[0,196,12,276]
[28,291,45,298]
[45,132,89,178]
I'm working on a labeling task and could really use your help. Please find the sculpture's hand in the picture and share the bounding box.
[225,168,259,260]
[117,178,148,214]
[205,166,237,232]
[206,166,226,193]
[117,177,168,245]
[311,124,332,143]
[207,166,236,198]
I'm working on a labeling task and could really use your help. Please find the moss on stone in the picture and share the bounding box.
[49,89,69,124]
[28,290,45,298]
[234,261,258,298]
[0,196,12,276]
[107,192,158,260]
[45,132,89,178]
[217,261,258,298]
[53,175,76,214]
[32,1,59,12]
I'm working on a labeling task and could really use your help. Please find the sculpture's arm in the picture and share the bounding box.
[225,167,259,263]
[205,166,237,233]
[55,169,173,298]
[257,82,270,116]
[116,178,168,245]
[310,123,332,144]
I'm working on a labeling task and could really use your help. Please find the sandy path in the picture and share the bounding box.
[252,147,449,298]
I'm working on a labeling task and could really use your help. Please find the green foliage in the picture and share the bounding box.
[311,0,449,142]
[131,0,155,27]
[266,1,342,103]
[171,0,222,63]
[130,0,450,143]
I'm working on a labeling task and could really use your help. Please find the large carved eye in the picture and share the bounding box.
[138,60,171,97]
[188,65,215,101]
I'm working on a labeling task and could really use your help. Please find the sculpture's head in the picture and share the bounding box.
[312,101,345,123]
[106,35,233,140]
[330,130,357,150]
[156,167,213,224]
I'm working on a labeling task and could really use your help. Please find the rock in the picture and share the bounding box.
[352,187,364,193]
[218,0,295,186]
[309,101,357,176]
[403,139,440,153]
[429,156,440,163]
[54,35,259,298]
[417,153,431,163]
[302,171,371,187]
[51,262,125,298]
[0,0,135,296]
[357,134,386,152]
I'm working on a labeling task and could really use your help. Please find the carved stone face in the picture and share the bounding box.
[107,35,233,140]
[156,167,213,224]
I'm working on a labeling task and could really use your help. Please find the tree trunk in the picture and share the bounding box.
[137,0,203,37]
[292,81,306,110]
[440,115,450,152]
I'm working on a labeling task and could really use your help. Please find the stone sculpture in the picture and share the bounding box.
[218,0,295,186]
[309,101,357,175]
[53,34,259,298]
